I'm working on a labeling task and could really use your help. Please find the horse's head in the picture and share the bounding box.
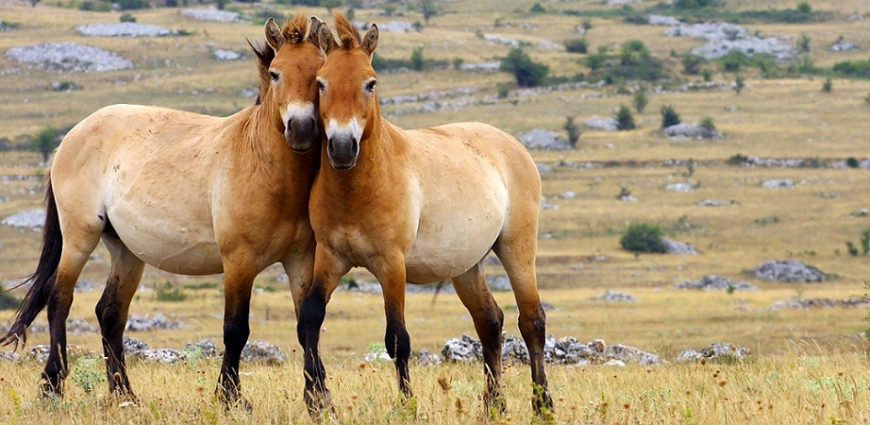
[250,15,325,153]
[313,13,379,171]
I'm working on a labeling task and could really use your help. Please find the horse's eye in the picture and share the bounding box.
[316,80,326,92]
[365,80,377,93]
[269,71,279,81]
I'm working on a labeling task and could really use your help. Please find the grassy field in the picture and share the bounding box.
[1,0,870,422]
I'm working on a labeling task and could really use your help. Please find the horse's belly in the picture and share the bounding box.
[108,206,223,275]
[404,221,502,284]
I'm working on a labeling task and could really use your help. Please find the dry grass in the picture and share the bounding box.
[2,0,870,422]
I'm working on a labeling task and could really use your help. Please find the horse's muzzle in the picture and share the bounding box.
[326,135,359,171]
[286,116,319,153]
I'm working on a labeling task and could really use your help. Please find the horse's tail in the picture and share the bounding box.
[0,177,62,350]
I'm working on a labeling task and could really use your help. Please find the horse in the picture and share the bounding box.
[0,14,325,408]
[297,13,553,416]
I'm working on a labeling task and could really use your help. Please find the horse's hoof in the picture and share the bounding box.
[304,389,334,419]
[485,394,507,418]
[38,380,63,400]
[533,391,554,416]
[216,386,253,412]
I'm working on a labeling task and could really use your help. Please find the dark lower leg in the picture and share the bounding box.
[217,307,250,407]
[385,313,412,399]
[96,277,134,396]
[476,308,505,412]
[518,307,552,413]
[42,292,72,397]
[299,288,331,413]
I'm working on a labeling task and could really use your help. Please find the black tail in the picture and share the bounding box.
[0,179,62,350]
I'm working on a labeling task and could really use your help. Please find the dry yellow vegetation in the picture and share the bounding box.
[1,0,870,423]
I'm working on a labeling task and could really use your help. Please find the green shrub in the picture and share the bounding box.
[0,291,21,310]
[119,12,136,22]
[674,0,715,9]
[452,57,464,70]
[821,77,832,93]
[797,33,811,52]
[410,47,424,71]
[726,153,747,165]
[620,223,667,253]
[32,126,58,163]
[615,104,636,131]
[115,0,149,10]
[530,2,545,13]
[155,281,188,302]
[71,357,105,393]
[660,105,681,128]
[702,69,712,82]
[632,90,648,113]
[797,1,811,14]
[846,157,860,168]
[700,116,716,131]
[832,59,870,78]
[733,74,745,95]
[500,48,549,87]
[586,53,606,70]
[564,116,580,148]
[565,38,588,54]
[682,54,706,75]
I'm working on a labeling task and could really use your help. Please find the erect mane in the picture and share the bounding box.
[247,13,311,105]
[333,12,361,50]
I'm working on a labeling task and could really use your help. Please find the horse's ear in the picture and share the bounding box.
[264,17,285,51]
[308,16,324,49]
[317,20,339,55]
[361,24,379,58]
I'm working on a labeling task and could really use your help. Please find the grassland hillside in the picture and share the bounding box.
[1,0,870,423]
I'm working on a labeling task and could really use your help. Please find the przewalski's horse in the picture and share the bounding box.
[0,15,325,408]
[298,14,553,416]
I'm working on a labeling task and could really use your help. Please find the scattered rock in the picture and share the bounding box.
[769,295,870,310]
[27,318,96,335]
[75,280,103,292]
[2,209,45,229]
[486,275,512,291]
[595,290,639,302]
[676,342,750,362]
[441,334,481,362]
[1,352,20,362]
[698,199,733,207]
[664,123,722,140]
[184,338,218,357]
[444,335,661,366]
[606,0,641,4]
[761,179,794,188]
[850,208,868,218]
[540,196,559,211]
[76,23,173,37]
[50,81,81,92]
[460,61,501,71]
[213,49,242,61]
[665,22,794,61]
[241,340,284,365]
[482,34,520,48]
[517,129,571,151]
[416,348,443,366]
[663,238,697,255]
[139,348,185,364]
[557,190,576,200]
[181,8,242,23]
[378,21,415,33]
[5,43,133,73]
[648,15,681,26]
[536,163,552,174]
[364,346,391,362]
[753,260,826,283]
[665,22,748,41]
[665,182,694,193]
[830,39,859,52]
[123,336,150,356]
[125,314,184,331]
[583,116,618,131]
[674,275,757,291]
[604,359,626,368]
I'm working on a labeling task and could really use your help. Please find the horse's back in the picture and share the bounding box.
[51,104,230,275]
[400,122,540,282]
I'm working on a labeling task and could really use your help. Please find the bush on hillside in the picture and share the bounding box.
[500,48,549,87]
[620,223,667,253]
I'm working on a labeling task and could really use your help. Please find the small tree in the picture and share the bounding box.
[632,90,648,113]
[615,105,636,131]
[33,126,58,163]
[620,223,667,254]
[500,48,549,87]
[530,2,545,13]
[420,0,441,25]
[660,105,681,128]
[585,53,605,70]
[581,18,593,33]
[821,77,832,93]
[699,116,716,131]
[797,1,812,14]
[452,57,464,70]
[564,116,580,148]
[733,74,745,95]
[702,69,712,82]
[798,33,811,53]
[411,47,424,71]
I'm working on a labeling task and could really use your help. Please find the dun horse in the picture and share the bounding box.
[1,15,324,407]
[298,14,553,415]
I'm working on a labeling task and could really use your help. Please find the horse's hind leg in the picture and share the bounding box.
[42,224,103,396]
[493,230,553,414]
[452,261,506,413]
[95,235,145,398]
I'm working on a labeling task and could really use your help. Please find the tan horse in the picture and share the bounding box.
[297,14,553,416]
[1,15,324,408]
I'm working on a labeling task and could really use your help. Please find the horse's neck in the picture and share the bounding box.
[227,102,317,186]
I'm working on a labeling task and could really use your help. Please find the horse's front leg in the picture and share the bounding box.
[298,245,347,416]
[371,255,413,401]
[215,258,257,410]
